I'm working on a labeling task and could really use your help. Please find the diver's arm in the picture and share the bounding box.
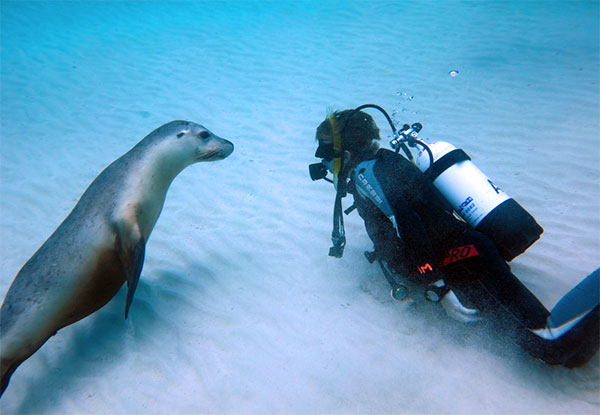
[386,191,444,283]
[354,154,443,282]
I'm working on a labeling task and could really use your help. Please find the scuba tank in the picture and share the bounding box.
[412,140,543,261]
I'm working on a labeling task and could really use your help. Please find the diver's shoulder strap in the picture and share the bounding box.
[353,159,399,235]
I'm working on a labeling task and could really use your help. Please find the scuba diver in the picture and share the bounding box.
[309,104,599,367]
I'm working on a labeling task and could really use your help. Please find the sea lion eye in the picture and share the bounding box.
[199,131,210,140]
[176,132,186,139]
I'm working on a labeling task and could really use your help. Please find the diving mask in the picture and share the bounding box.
[309,114,345,186]
[309,142,337,182]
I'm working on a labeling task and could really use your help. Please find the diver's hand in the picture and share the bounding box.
[425,279,482,323]
[440,289,482,323]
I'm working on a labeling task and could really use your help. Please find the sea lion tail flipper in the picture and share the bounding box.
[115,221,146,319]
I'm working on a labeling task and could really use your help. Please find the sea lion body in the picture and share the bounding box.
[0,120,234,395]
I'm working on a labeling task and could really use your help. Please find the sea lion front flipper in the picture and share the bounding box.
[124,239,145,319]
[115,220,146,319]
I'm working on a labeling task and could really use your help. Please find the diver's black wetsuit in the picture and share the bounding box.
[349,149,550,330]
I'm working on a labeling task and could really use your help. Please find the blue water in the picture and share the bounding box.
[1,1,599,414]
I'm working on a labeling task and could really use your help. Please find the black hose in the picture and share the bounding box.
[352,104,398,134]
[342,104,414,161]
[413,139,434,169]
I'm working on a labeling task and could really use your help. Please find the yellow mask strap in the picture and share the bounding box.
[328,113,343,187]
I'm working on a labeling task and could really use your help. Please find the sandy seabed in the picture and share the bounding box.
[1,1,599,414]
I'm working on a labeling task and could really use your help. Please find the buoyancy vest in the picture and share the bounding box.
[351,149,468,274]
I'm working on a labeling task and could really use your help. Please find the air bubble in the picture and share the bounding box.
[449,70,459,77]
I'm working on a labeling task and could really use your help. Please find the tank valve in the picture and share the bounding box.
[390,123,423,150]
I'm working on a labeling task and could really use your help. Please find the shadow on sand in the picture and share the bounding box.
[9,261,214,414]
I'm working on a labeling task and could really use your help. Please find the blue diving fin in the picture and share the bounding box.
[526,268,599,367]
[548,268,599,331]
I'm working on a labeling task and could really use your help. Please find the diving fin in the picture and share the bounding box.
[525,269,600,367]
[548,268,599,330]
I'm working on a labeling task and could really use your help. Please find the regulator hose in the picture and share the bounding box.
[342,104,414,161]
[410,138,434,171]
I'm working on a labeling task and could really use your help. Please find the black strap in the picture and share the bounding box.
[344,203,357,215]
[329,189,346,257]
[425,149,471,181]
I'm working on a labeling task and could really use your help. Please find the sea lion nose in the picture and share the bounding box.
[221,139,234,158]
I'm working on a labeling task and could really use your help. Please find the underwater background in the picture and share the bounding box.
[1,1,599,413]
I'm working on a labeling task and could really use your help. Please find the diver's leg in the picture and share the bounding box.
[443,231,599,366]
[442,230,550,330]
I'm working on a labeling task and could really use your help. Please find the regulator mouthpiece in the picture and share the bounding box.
[309,162,328,181]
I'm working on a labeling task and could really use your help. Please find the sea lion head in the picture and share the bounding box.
[145,120,234,166]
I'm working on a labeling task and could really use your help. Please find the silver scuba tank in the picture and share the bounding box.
[414,141,543,261]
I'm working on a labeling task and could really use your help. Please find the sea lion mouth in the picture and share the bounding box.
[199,141,234,161]
[202,150,223,161]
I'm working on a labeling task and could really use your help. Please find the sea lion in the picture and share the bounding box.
[0,120,234,396]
